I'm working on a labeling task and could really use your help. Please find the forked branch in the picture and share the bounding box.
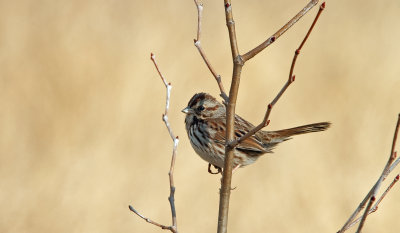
[228,3,325,148]
[129,53,179,233]
[345,174,400,230]
[242,0,319,62]
[338,114,400,233]
[218,2,325,233]
[193,0,229,102]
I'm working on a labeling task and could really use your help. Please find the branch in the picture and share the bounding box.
[388,153,400,174]
[345,174,400,231]
[338,113,400,233]
[242,0,319,62]
[193,0,229,102]
[129,53,179,233]
[217,2,325,233]
[217,1,243,233]
[129,206,175,231]
[289,2,325,79]
[355,195,375,233]
[229,3,325,148]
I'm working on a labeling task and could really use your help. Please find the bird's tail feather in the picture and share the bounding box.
[257,122,330,153]
[271,122,331,138]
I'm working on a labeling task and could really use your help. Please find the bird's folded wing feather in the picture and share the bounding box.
[211,115,267,155]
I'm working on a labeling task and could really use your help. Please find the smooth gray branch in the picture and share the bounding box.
[128,53,179,233]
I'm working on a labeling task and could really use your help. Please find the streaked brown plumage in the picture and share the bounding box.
[182,93,330,171]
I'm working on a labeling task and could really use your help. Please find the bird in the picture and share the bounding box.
[182,92,330,174]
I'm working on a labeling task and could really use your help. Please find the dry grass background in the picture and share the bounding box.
[0,0,399,232]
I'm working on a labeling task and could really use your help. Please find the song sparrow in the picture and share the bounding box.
[182,93,330,173]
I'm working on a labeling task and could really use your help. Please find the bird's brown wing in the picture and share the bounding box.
[211,115,267,156]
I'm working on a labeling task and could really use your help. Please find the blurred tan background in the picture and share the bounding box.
[0,0,399,232]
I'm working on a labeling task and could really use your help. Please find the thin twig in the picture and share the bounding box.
[289,2,325,80]
[151,53,175,140]
[228,3,325,148]
[242,0,319,62]
[345,174,400,231]
[128,53,179,233]
[390,115,400,161]
[356,196,376,233]
[374,174,400,209]
[129,206,174,231]
[388,153,400,174]
[338,114,400,233]
[168,138,179,230]
[193,0,229,102]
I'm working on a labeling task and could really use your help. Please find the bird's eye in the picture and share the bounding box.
[197,106,205,111]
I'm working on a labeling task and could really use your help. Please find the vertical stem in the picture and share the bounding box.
[218,2,323,233]
[218,62,243,233]
[224,1,240,59]
[217,1,243,233]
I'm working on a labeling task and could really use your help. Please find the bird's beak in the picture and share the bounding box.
[181,107,190,114]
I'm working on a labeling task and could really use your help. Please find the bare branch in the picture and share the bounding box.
[168,138,179,230]
[356,196,376,233]
[228,3,325,148]
[151,53,176,140]
[289,2,325,80]
[129,53,179,233]
[217,2,325,233]
[151,53,169,87]
[193,0,229,102]
[242,0,319,62]
[374,174,400,209]
[224,1,240,60]
[388,153,400,174]
[218,1,243,233]
[390,115,400,160]
[345,174,400,231]
[129,206,175,231]
[338,114,400,233]
[194,0,202,41]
